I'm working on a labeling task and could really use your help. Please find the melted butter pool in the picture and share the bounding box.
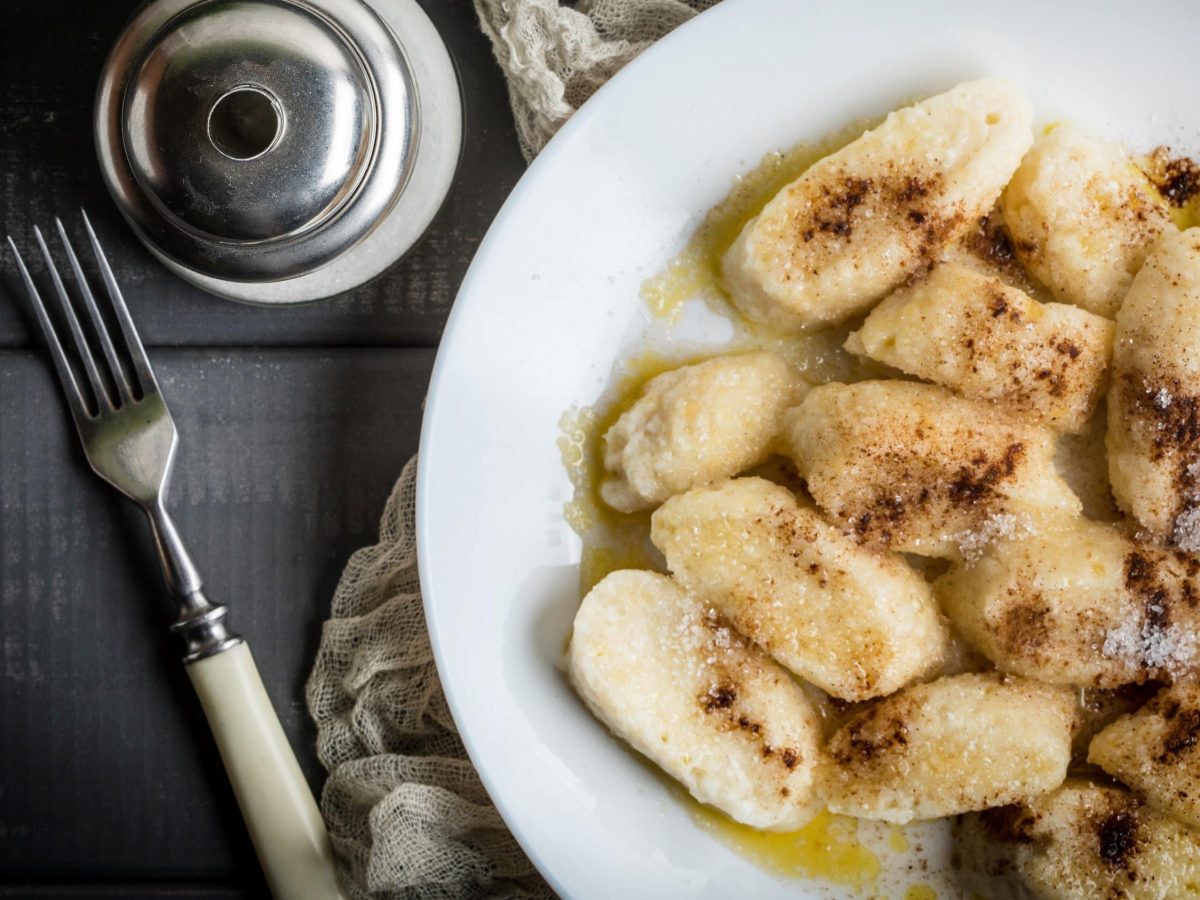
[690,803,882,890]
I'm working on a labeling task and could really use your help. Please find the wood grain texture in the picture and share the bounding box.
[0,887,255,898]
[0,348,434,886]
[0,0,525,348]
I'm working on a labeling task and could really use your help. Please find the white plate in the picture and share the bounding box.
[417,1,1200,895]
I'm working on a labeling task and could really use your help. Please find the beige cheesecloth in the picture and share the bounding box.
[475,0,719,160]
[305,2,717,896]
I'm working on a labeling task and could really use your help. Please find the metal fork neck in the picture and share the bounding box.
[146,502,242,663]
[146,501,202,595]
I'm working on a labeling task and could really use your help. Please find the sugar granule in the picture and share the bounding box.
[1101,617,1141,662]
[949,512,1029,562]
[1102,615,1200,671]
[1174,506,1200,553]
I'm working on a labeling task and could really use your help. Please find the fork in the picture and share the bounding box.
[7,212,347,900]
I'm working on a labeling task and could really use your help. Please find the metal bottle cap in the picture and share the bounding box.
[96,0,462,304]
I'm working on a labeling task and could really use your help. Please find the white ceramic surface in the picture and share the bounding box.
[417,1,1200,896]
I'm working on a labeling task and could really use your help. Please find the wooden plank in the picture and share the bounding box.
[0,0,525,348]
[0,347,433,883]
[0,885,252,899]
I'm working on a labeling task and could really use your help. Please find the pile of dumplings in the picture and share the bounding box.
[568,79,1200,897]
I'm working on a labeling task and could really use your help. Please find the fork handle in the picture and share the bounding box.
[187,642,347,900]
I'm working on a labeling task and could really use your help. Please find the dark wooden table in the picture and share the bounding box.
[0,1,525,895]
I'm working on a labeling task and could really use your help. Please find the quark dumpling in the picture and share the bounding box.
[820,672,1074,824]
[783,380,1081,558]
[650,477,951,701]
[1108,228,1200,548]
[568,570,822,830]
[936,517,1200,688]
[721,79,1033,331]
[600,352,807,513]
[845,263,1113,433]
[1003,125,1172,318]
[957,781,1200,899]
[1089,681,1200,829]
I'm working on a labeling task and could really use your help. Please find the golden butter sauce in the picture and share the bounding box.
[689,803,882,890]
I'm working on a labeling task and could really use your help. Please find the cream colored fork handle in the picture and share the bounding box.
[187,643,347,899]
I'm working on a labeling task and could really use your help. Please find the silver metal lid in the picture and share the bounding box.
[96,0,462,303]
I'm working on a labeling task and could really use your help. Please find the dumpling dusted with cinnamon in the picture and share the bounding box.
[600,352,808,513]
[1107,228,1200,548]
[936,517,1200,688]
[783,380,1081,558]
[721,79,1033,331]
[820,673,1074,824]
[1003,125,1172,318]
[650,477,951,701]
[1089,681,1200,829]
[957,781,1200,899]
[569,570,822,830]
[845,264,1113,432]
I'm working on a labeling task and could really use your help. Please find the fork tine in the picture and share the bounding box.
[33,225,113,413]
[7,235,93,424]
[81,210,159,396]
[55,217,137,403]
